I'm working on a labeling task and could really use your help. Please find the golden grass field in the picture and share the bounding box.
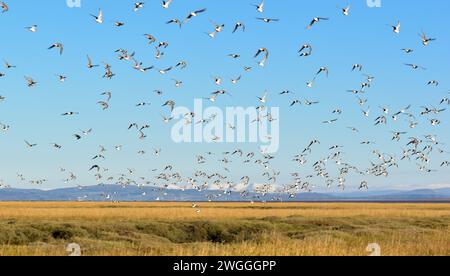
[0,202,449,256]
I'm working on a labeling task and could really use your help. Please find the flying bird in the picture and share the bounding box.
[24,76,37,87]
[341,5,350,16]
[420,32,436,46]
[25,25,38,33]
[161,0,173,9]
[86,55,99,68]
[133,2,144,12]
[0,2,8,13]
[61,112,79,116]
[404,63,426,70]
[232,22,245,33]
[391,21,401,34]
[257,18,279,23]
[307,17,329,29]
[91,9,103,24]
[184,8,206,24]
[253,0,265,13]
[254,47,269,66]
[166,18,182,28]
[401,48,414,54]
[25,140,37,148]
[98,101,109,110]
[162,100,176,112]
[48,43,64,55]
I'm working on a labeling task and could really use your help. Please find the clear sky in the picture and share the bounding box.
[0,0,449,192]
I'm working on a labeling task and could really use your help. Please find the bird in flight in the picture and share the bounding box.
[61,112,79,116]
[232,22,245,33]
[254,47,269,66]
[166,18,182,28]
[25,25,38,33]
[401,48,414,54]
[0,2,8,13]
[91,9,103,24]
[24,76,37,87]
[307,17,329,29]
[184,8,206,24]
[48,43,64,55]
[404,63,426,70]
[391,21,401,34]
[25,140,37,149]
[253,0,265,13]
[420,32,436,46]
[3,60,15,69]
[87,55,99,69]
[257,18,279,24]
[161,0,173,9]
[341,5,350,16]
[133,2,145,12]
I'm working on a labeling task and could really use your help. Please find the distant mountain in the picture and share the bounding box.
[1,185,450,202]
[326,188,450,202]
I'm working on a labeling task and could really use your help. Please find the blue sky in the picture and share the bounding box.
[0,0,449,192]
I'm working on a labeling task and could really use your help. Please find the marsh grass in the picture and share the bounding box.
[0,202,448,256]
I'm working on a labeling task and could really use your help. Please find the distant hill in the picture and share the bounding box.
[1,185,450,202]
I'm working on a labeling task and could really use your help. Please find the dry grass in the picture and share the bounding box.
[0,202,449,256]
[1,202,449,220]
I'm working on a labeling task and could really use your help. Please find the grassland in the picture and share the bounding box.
[0,202,449,256]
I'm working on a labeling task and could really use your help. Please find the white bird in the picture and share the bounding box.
[254,47,269,66]
[258,91,268,104]
[257,18,279,24]
[158,67,172,74]
[184,8,207,24]
[232,22,245,33]
[253,0,265,13]
[61,111,79,116]
[231,75,241,85]
[172,79,182,88]
[133,2,145,12]
[144,34,157,44]
[161,0,173,9]
[0,122,10,131]
[166,18,182,28]
[341,5,350,16]
[87,55,99,69]
[405,63,426,70]
[175,61,187,69]
[307,17,329,29]
[56,74,67,82]
[24,76,37,87]
[316,66,329,77]
[48,43,64,55]
[420,32,436,46]
[362,107,371,117]
[391,21,401,34]
[91,9,103,24]
[0,2,8,13]
[25,25,38,33]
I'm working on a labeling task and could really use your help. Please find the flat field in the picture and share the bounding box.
[0,202,449,256]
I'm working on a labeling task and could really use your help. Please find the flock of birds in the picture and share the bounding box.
[0,1,449,205]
